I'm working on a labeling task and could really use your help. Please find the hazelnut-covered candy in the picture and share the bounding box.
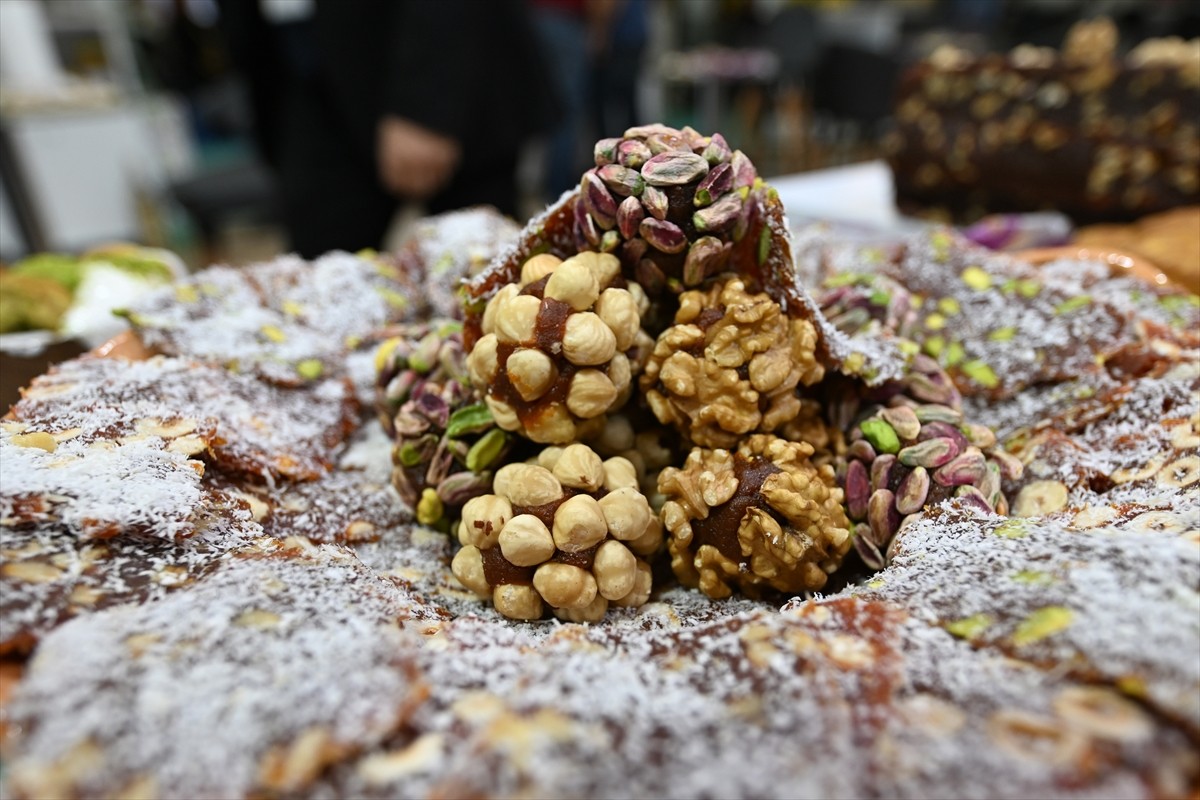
[450,443,662,621]
[467,252,654,445]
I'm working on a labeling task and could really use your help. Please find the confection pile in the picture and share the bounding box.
[1,129,1198,798]
[887,18,1199,223]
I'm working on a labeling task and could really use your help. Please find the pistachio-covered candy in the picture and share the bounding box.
[641,277,824,449]
[374,321,512,530]
[659,434,852,599]
[817,272,918,340]
[580,124,761,296]
[466,252,654,445]
[375,320,469,436]
[449,443,662,621]
[840,397,1020,570]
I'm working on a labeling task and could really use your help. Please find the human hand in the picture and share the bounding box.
[376,115,462,198]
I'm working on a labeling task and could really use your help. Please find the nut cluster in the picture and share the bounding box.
[641,278,825,449]
[576,123,760,296]
[817,273,918,340]
[467,252,653,444]
[658,434,851,599]
[450,443,662,620]
[841,398,1020,569]
[375,322,510,529]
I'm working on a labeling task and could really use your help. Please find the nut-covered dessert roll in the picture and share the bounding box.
[641,277,824,448]
[577,124,761,297]
[450,443,662,621]
[375,321,512,530]
[466,252,654,445]
[659,434,851,599]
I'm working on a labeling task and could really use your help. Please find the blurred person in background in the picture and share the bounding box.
[532,0,645,201]
[590,0,647,140]
[216,0,558,258]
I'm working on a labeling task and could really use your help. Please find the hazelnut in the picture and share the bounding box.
[567,370,618,419]
[554,593,609,623]
[481,284,518,335]
[520,253,561,286]
[506,348,557,402]
[593,539,637,600]
[594,288,641,350]
[467,333,500,385]
[563,313,617,366]
[598,487,653,541]
[459,494,512,549]
[533,562,598,609]
[493,584,544,620]
[493,463,563,506]
[450,545,490,596]
[552,494,608,552]
[465,254,652,445]
[551,443,605,491]
[494,294,541,343]
[611,559,653,607]
[447,442,658,621]
[602,456,640,491]
[498,514,556,566]
[544,258,601,311]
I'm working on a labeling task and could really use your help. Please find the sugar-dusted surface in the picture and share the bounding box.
[396,207,520,320]
[10,356,358,481]
[3,538,423,800]
[308,596,1191,799]
[0,499,258,655]
[0,423,204,541]
[126,251,418,386]
[857,502,1200,736]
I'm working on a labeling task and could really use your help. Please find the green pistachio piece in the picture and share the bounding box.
[943,341,966,367]
[945,613,993,641]
[445,403,494,439]
[1012,606,1073,647]
[465,427,507,472]
[860,418,901,455]
[1054,295,1092,314]
[375,286,409,310]
[993,519,1029,539]
[961,265,991,290]
[1011,570,1054,585]
[296,359,323,379]
[260,325,286,343]
[937,297,961,315]
[416,488,445,526]
[961,359,999,389]
[923,336,945,358]
[988,326,1017,341]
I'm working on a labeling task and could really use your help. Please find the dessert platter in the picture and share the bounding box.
[1,121,1198,800]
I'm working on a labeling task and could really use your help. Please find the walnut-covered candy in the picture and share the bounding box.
[659,434,852,599]
[641,277,825,448]
[449,443,662,621]
[467,253,653,445]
